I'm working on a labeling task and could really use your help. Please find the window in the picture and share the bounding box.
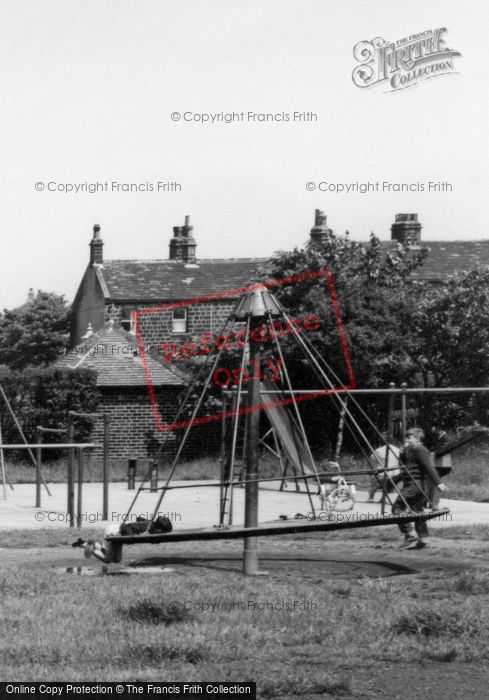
[121,308,136,334]
[172,307,187,333]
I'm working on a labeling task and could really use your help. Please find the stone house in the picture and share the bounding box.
[71,211,489,347]
[66,211,489,459]
[56,321,184,460]
[70,216,263,348]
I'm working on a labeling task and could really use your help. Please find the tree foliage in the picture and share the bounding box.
[0,366,99,457]
[411,268,489,429]
[413,268,489,388]
[256,231,427,390]
[0,292,98,458]
[250,231,489,446]
[0,291,70,369]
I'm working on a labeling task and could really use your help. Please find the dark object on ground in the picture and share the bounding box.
[120,515,173,537]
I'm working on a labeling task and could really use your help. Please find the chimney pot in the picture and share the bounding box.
[90,224,104,264]
[391,213,422,246]
[310,209,332,245]
[169,216,197,263]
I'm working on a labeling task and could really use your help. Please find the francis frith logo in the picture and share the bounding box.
[352,28,461,92]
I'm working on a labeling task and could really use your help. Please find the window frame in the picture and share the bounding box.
[172,307,188,334]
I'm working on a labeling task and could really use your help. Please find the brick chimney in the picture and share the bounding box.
[169,215,197,263]
[309,209,333,245]
[391,214,422,246]
[89,224,104,264]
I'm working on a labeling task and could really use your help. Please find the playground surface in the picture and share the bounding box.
[2,481,489,698]
[1,479,488,531]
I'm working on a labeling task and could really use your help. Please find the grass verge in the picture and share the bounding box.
[1,548,489,690]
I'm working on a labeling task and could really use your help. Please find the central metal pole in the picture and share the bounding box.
[243,318,261,576]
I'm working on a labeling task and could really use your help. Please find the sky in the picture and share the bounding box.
[1,0,488,309]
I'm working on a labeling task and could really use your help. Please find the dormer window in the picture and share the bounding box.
[172,307,187,333]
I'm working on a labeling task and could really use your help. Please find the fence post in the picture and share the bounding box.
[103,414,110,520]
[128,458,137,490]
[35,427,42,508]
[401,383,408,439]
[77,448,84,527]
[67,418,75,527]
[387,383,395,442]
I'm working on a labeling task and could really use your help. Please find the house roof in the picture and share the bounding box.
[405,241,489,282]
[90,240,489,304]
[98,258,265,302]
[56,322,184,387]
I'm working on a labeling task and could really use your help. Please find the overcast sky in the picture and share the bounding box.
[1,0,487,309]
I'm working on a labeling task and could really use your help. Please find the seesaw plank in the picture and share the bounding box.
[106,509,449,545]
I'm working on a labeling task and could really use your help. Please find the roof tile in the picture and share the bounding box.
[101,259,264,301]
[97,241,489,301]
[56,323,183,387]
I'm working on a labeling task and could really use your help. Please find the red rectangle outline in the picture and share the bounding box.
[134,268,356,432]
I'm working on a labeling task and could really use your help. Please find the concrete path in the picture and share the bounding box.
[0,480,487,531]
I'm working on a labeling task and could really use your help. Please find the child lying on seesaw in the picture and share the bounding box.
[72,515,172,563]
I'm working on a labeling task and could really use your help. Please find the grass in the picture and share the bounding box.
[121,598,195,625]
[2,440,489,693]
[2,549,489,689]
[452,569,489,594]
[3,455,223,484]
[3,519,489,692]
[5,452,292,485]
[0,527,103,549]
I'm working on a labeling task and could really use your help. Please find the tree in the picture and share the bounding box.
[413,268,489,387]
[0,292,98,460]
[256,231,427,390]
[412,268,489,428]
[0,366,99,457]
[249,231,428,453]
[0,291,70,369]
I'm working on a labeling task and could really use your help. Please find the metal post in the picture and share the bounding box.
[219,394,227,525]
[128,458,137,490]
[243,321,260,576]
[387,383,395,442]
[150,460,158,492]
[381,383,396,516]
[67,419,75,527]
[401,383,408,440]
[334,395,348,461]
[103,414,110,520]
[0,423,7,500]
[77,448,84,527]
[35,427,42,508]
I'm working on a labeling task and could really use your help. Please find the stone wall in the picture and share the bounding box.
[107,299,236,348]
[106,299,236,357]
[90,386,180,461]
[89,385,221,463]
